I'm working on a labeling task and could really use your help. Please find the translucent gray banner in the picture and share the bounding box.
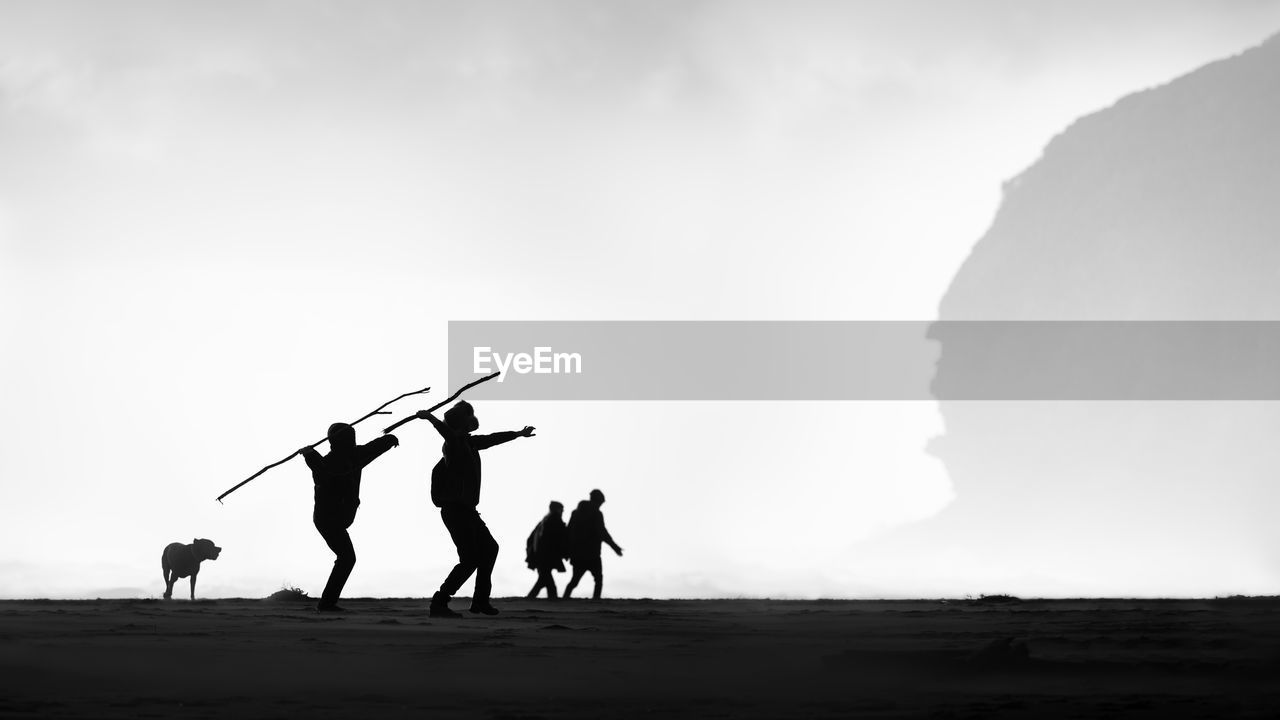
[447,321,1280,400]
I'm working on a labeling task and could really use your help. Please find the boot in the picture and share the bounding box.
[468,600,499,616]
[429,591,462,619]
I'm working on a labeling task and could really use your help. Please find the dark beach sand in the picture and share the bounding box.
[1,597,1277,718]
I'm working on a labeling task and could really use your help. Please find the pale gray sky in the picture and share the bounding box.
[3,1,1279,598]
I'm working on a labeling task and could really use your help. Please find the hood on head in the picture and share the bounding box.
[327,422,356,450]
[444,401,479,433]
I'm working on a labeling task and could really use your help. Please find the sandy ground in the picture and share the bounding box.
[1,597,1277,718]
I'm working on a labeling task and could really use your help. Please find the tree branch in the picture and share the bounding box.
[382,371,501,435]
[215,385,431,503]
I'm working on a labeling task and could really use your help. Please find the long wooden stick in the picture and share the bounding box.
[382,371,501,435]
[216,385,431,504]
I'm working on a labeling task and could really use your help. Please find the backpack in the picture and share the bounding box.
[525,521,543,567]
[430,459,454,508]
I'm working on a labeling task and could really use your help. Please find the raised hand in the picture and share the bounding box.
[521,426,536,437]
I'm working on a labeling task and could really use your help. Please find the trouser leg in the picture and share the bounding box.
[530,569,557,599]
[472,527,499,604]
[564,566,586,597]
[439,508,498,602]
[315,522,356,606]
[438,509,477,598]
[440,559,477,597]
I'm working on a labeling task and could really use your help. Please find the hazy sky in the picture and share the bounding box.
[3,1,1280,598]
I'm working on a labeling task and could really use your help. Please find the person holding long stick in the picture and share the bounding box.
[216,384,430,503]
[418,401,534,618]
[298,424,399,612]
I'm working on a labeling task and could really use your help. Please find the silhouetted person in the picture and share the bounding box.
[419,401,535,618]
[299,423,399,612]
[564,489,623,600]
[525,501,569,599]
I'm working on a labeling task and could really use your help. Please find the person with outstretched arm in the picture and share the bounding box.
[299,423,399,612]
[419,401,535,617]
[564,489,623,600]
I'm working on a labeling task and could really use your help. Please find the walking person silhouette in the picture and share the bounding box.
[564,489,623,600]
[419,401,535,617]
[525,501,569,599]
[299,423,399,612]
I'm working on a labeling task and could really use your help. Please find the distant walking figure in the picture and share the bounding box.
[420,401,535,618]
[299,423,398,612]
[525,501,569,599]
[564,489,623,600]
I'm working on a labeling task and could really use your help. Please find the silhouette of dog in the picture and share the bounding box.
[161,538,222,600]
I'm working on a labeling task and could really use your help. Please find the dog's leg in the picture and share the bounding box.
[162,553,174,600]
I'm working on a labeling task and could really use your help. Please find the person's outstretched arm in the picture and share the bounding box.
[417,411,460,443]
[469,425,536,450]
[599,516,623,556]
[298,446,323,470]
[355,434,399,468]
[414,409,465,448]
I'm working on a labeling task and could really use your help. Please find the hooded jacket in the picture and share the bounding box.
[301,433,398,525]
